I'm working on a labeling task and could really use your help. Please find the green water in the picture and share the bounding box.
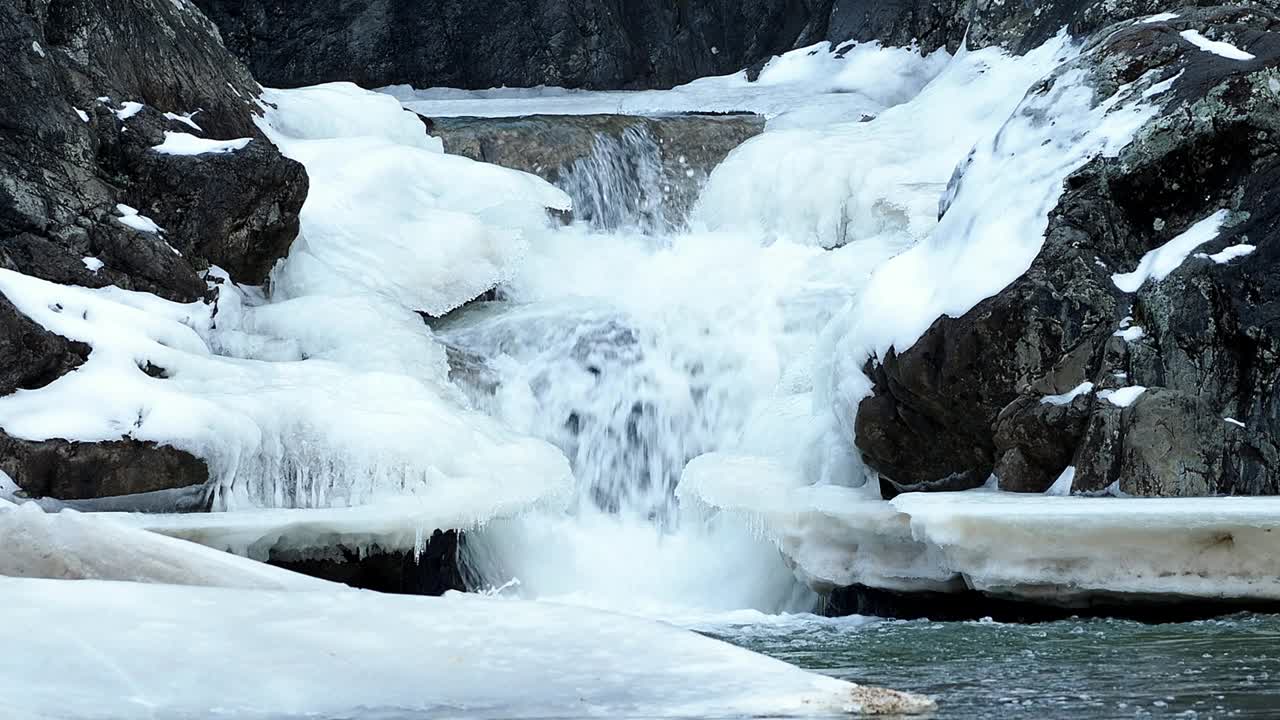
[705,613,1280,718]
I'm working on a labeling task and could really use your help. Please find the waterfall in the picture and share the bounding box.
[557,125,672,234]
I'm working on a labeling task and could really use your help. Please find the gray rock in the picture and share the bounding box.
[0,293,90,397]
[852,6,1280,498]
[0,430,208,501]
[433,113,764,232]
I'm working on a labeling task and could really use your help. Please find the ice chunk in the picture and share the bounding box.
[1181,29,1256,61]
[0,502,334,590]
[1098,385,1147,407]
[0,577,932,718]
[152,131,251,155]
[1042,381,1094,405]
[1113,210,1229,291]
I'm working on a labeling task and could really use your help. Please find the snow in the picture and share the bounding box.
[113,203,163,234]
[1112,210,1229,292]
[1142,12,1181,23]
[73,107,89,122]
[1045,466,1075,496]
[1114,325,1145,342]
[1180,29,1257,61]
[0,577,932,719]
[1198,243,1256,264]
[681,465,1280,602]
[1042,381,1095,405]
[258,83,569,318]
[152,131,251,155]
[0,502,333,590]
[114,101,143,120]
[31,40,44,57]
[81,256,104,272]
[1099,385,1147,407]
[386,41,951,129]
[163,110,203,131]
[1225,417,1246,428]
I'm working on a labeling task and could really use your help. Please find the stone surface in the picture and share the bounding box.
[433,113,764,231]
[268,530,467,596]
[0,430,209,501]
[853,6,1280,498]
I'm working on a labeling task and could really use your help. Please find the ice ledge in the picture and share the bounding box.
[680,453,1280,607]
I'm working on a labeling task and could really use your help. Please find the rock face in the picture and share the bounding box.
[268,531,467,596]
[1,0,307,499]
[193,0,1280,91]
[855,6,1280,498]
[432,114,764,232]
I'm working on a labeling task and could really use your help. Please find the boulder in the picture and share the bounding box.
[432,113,764,232]
[0,430,209,501]
[853,6,1280,497]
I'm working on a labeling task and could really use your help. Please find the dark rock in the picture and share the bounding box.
[0,429,209,501]
[268,530,467,596]
[432,113,764,232]
[0,293,90,397]
[1,0,306,499]
[851,7,1280,498]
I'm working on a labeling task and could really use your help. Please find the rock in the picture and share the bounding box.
[267,530,467,596]
[1,0,305,499]
[852,6,1280,498]
[0,430,208,501]
[432,113,764,232]
[0,294,90,397]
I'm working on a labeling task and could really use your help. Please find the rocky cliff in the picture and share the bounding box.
[854,5,1280,498]
[0,0,307,501]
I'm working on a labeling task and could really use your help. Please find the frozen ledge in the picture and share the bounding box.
[680,453,1280,609]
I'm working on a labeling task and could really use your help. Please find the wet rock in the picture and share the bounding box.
[852,7,1280,498]
[268,530,466,596]
[432,114,764,232]
[0,430,209,501]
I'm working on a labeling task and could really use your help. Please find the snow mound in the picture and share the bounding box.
[0,501,333,590]
[259,85,570,317]
[0,577,934,718]
[152,131,251,155]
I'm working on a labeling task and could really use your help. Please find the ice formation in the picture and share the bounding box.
[0,576,933,719]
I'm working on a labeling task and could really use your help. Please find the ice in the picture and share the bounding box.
[1045,467,1076,496]
[386,41,950,129]
[113,203,163,234]
[1181,29,1256,61]
[258,84,569,317]
[1198,243,1256,264]
[0,577,933,719]
[162,110,203,131]
[1099,386,1147,407]
[0,501,334,590]
[0,468,17,501]
[1042,381,1095,405]
[1113,209,1230,292]
[681,465,1280,602]
[152,131,251,155]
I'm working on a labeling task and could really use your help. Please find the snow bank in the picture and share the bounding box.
[259,83,570,317]
[1180,29,1256,61]
[681,463,1280,603]
[0,577,934,718]
[0,501,334,590]
[692,39,1072,250]
[386,41,950,128]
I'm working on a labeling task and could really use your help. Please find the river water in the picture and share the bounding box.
[701,612,1280,718]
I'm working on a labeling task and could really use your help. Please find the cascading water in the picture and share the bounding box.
[556,125,672,234]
